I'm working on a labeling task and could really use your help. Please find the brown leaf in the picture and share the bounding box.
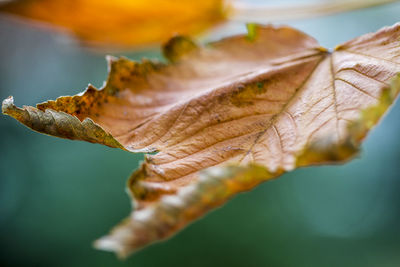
[0,0,227,49]
[3,23,400,257]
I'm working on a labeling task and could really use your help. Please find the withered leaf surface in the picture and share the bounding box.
[0,0,227,49]
[3,23,400,257]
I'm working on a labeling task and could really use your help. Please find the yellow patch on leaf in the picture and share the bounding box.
[3,23,400,257]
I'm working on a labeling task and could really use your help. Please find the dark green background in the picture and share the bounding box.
[1,1,400,266]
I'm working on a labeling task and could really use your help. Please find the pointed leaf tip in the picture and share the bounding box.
[246,23,258,41]
[2,96,14,114]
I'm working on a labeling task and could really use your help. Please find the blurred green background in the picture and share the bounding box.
[1,1,400,266]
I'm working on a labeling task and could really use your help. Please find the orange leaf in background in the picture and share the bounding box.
[0,0,227,49]
[1,0,398,50]
[3,23,400,257]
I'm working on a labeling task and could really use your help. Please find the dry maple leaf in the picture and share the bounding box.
[3,23,400,257]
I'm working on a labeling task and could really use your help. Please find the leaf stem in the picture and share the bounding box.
[230,0,399,22]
